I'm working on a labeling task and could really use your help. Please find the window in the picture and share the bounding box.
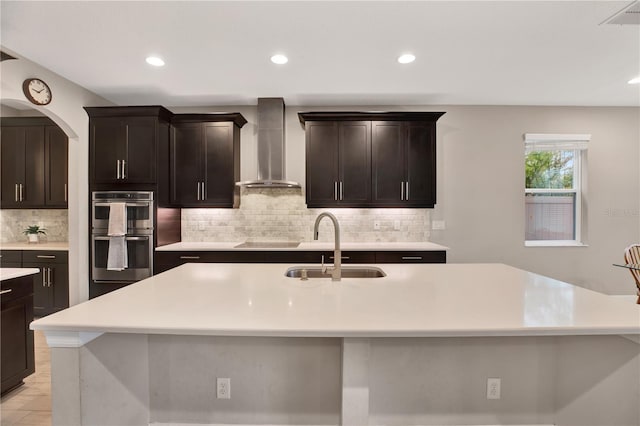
[524,133,589,246]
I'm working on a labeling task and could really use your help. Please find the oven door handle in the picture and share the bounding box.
[93,236,149,241]
[93,202,151,207]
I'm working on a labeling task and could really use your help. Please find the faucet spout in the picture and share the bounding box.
[313,212,341,281]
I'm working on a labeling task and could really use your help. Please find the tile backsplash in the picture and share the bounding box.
[182,188,431,242]
[0,210,68,243]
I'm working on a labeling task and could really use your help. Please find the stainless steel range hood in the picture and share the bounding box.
[236,97,301,188]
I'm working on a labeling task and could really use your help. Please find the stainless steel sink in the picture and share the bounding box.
[285,266,386,279]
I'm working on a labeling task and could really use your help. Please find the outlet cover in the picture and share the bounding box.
[374,220,381,230]
[432,220,446,230]
[487,377,501,400]
[217,378,231,399]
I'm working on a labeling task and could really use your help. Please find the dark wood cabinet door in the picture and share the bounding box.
[0,126,25,208]
[91,117,126,183]
[123,117,157,183]
[203,123,235,206]
[21,126,46,207]
[170,123,203,205]
[25,265,50,315]
[339,121,371,205]
[45,126,68,207]
[50,263,69,311]
[305,122,339,207]
[405,122,436,207]
[372,121,405,205]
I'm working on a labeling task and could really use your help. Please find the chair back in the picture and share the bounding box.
[623,244,640,302]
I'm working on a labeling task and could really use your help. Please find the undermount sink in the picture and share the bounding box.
[235,241,301,249]
[285,266,386,279]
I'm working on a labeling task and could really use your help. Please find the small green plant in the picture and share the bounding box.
[23,225,46,236]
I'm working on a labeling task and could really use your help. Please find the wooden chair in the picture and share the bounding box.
[623,244,640,304]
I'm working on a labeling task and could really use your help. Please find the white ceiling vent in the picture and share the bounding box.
[602,1,640,25]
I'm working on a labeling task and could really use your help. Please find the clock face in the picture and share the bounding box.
[22,78,52,105]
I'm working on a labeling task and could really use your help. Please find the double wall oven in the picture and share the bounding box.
[91,191,154,286]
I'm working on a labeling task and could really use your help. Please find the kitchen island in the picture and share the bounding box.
[1,268,39,395]
[32,263,640,426]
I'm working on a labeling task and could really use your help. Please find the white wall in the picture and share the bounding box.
[0,52,112,304]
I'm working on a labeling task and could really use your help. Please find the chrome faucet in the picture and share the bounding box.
[313,212,341,281]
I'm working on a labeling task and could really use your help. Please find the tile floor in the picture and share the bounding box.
[1,330,52,426]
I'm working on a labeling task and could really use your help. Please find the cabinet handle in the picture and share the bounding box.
[14,184,18,202]
[339,181,343,201]
[197,182,201,201]
[201,181,206,201]
[48,268,53,287]
[0,289,12,295]
[19,184,23,202]
[401,182,404,201]
[121,160,126,179]
[402,256,423,260]
[42,268,46,287]
[37,255,56,259]
[329,256,350,260]
[406,181,410,200]
[334,182,338,201]
[64,183,68,202]
[117,160,121,179]
[179,255,201,260]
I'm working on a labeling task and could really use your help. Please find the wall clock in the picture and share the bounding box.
[22,78,52,106]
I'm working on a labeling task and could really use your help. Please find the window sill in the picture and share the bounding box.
[525,240,588,247]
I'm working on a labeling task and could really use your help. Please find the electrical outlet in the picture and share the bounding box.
[217,378,231,399]
[487,377,501,400]
[394,220,401,230]
[374,220,381,230]
[432,220,446,230]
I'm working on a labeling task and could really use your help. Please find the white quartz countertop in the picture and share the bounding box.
[1,268,40,280]
[0,242,69,251]
[31,263,640,338]
[156,241,449,251]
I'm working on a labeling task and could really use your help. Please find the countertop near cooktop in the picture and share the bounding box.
[155,241,449,252]
[0,242,69,251]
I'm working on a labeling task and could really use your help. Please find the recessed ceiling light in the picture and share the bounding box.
[145,56,165,67]
[628,76,640,84]
[270,54,288,65]
[398,54,416,64]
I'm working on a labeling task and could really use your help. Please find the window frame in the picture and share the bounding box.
[524,133,590,247]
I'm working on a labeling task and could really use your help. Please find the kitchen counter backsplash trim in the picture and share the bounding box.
[0,209,68,243]
[181,188,431,243]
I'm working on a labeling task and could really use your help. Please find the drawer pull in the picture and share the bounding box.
[37,255,56,259]
[329,256,350,260]
[402,256,423,260]
[0,289,12,295]
[179,256,201,260]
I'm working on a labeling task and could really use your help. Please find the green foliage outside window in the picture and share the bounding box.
[525,150,574,189]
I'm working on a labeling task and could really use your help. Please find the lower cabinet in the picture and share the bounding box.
[155,250,445,273]
[1,274,35,395]
[1,250,69,317]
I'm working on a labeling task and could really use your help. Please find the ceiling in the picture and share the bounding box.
[1,1,639,107]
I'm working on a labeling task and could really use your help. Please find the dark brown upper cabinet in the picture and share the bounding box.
[298,111,445,208]
[304,121,371,207]
[85,106,172,188]
[169,114,246,208]
[0,117,68,209]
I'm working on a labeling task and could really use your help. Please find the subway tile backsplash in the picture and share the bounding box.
[0,209,68,243]
[182,188,431,242]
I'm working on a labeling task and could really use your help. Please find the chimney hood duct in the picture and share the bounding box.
[237,97,301,188]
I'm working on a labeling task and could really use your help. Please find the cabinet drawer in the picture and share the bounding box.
[22,251,68,264]
[0,251,22,265]
[375,251,446,263]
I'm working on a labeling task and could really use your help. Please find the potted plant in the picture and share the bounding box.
[23,225,46,243]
